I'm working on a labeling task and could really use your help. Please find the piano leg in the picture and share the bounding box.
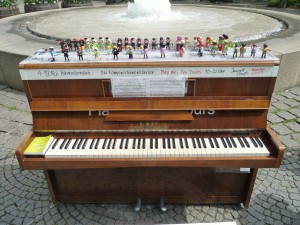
[134,198,142,212]
[243,168,258,208]
[44,170,59,206]
[159,198,167,213]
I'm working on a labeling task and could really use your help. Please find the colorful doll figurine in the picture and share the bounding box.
[176,36,182,51]
[72,39,78,52]
[184,37,189,48]
[85,39,91,54]
[152,38,157,50]
[166,37,171,50]
[233,43,238,58]
[112,46,119,60]
[211,42,217,57]
[139,44,144,54]
[136,38,142,50]
[239,43,246,58]
[93,48,100,61]
[92,41,100,52]
[49,47,55,62]
[77,46,83,61]
[205,37,213,51]
[63,48,69,62]
[160,43,166,58]
[67,39,72,52]
[79,38,85,47]
[117,38,123,52]
[130,38,136,50]
[193,37,198,50]
[143,38,149,59]
[261,43,269,58]
[125,45,130,54]
[59,40,66,51]
[179,44,185,57]
[222,40,229,56]
[124,37,129,49]
[128,46,134,60]
[99,37,105,51]
[159,37,164,49]
[250,44,257,58]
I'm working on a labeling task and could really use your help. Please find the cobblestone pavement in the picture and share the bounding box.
[0,83,300,225]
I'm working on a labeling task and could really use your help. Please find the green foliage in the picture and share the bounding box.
[24,0,57,5]
[105,0,134,5]
[62,0,92,3]
[268,0,299,7]
[0,0,17,7]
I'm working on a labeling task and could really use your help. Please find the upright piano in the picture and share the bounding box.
[16,48,285,208]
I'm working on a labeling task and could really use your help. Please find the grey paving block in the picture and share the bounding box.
[272,101,290,110]
[289,107,300,117]
[277,111,297,120]
[278,135,300,148]
[270,124,292,135]
[281,91,298,99]
[285,99,300,107]
[267,113,284,124]
[272,94,287,101]
[286,122,300,132]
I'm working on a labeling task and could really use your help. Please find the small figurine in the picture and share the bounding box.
[139,44,144,54]
[137,38,142,49]
[117,38,123,52]
[179,44,185,57]
[160,43,166,58]
[250,44,257,58]
[261,43,269,58]
[63,48,69,62]
[239,43,246,58]
[86,39,91,54]
[184,37,189,48]
[176,36,182,51]
[143,38,149,59]
[193,37,198,50]
[59,40,66,51]
[125,45,130,53]
[49,47,55,62]
[72,39,78,52]
[128,46,134,60]
[211,42,217,57]
[67,39,72,52]
[197,37,204,56]
[99,37,105,51]
[79,38,85,47]
[205,37,213,51]
[130,38,136,50]
[222,40,229,56]
[112,46,119,60]
[166,37,171,50]
[233,43,238,58]
[93,48,100,61]
[77,46,83,61]
[218,36,225,51]
[159,37,164,49]
[152,38,157,50]
[124,37,129,49]
[105,37,112,51]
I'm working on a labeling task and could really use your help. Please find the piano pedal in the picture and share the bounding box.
[134,198,142,212]
[159,198,167,213]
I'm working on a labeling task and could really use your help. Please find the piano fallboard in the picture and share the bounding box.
[16,127,284,170]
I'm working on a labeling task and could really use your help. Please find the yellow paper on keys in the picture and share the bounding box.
[24,135,53,155]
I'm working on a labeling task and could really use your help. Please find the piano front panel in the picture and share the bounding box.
[24,77,277,99]
[32,110,268,130]
[50,167,253,204]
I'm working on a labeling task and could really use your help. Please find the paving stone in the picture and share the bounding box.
[272,101,290,110]
[270,123,292,135]
[286,121,300,132]
[267,113,284,124]
[278,135,300,148]
[277,111,297,120]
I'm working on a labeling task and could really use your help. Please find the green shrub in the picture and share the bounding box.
[0,0,17,7]
[105,0,133,5]
[268,0,299,7]
[24,0,58,5]
[62,0,92,3]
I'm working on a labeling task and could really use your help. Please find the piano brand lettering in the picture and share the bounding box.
[191,110,215,116]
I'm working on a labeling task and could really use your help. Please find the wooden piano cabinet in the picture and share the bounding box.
[43,167,256,207]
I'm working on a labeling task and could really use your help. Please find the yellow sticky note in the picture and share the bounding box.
[24,135,52,155]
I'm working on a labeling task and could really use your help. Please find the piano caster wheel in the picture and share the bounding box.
[240,203,245,209]
[134,198,142,212]
[159,198,167,213]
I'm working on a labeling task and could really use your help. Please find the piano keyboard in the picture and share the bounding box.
[44,137,270,158]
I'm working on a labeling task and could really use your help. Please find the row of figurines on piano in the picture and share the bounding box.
[50,35,271,62]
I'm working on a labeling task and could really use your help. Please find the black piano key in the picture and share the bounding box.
[95,139,100,149]
[132,138,136,149]
[230,137,237,148]
[137,138,141,149]
[52,139,60,149]
[142,139,146,149]
[242,137,250,148]
[179,138,184,149]
[172,138,176,148]
[112,139,116,149]
[59,139,67,149]
[102,138,107,149]
[221,138,227,148]
[150,138,153,149]
[213,138,219,148]
[125,139,129,149]
[167,138,171,149]
[65,139,71,149]
[184,138,189,148]
[163,138,166,149]
[255,137,264,147]
[72,139,79,149]
[120,139,124,149]
[201,138,206,148]
[107,139,112,149]
[196,138,201,148]
[89,139,95,149]
[225,137,232,148]
[250,137,258,148]
[192,138,197,148]
[155,139,158,149]
[237,137,245,148]
[82,139,88,149]
[77,139,83,149]
[209,138,214,148]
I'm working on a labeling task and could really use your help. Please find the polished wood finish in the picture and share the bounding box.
[16,58,285,207]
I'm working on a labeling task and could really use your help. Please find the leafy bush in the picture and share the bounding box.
[105,0,133,4]
[0,0,17,7]
[62,0,92,3]
[268,0,299,7]
[24,0,57,5]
